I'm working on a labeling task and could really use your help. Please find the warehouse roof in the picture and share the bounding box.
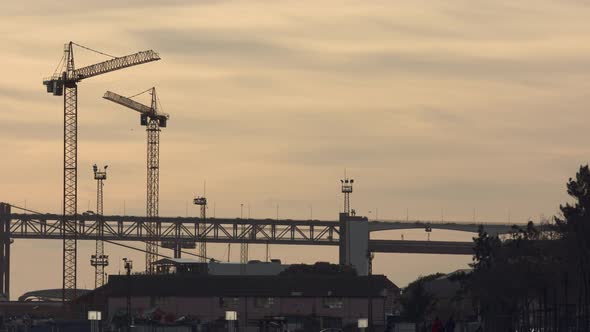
[78,274,397,302]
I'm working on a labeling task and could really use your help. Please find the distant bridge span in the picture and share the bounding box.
[369,239,473,255]
[6,213,476,255]
[3,213,495,258]
[5,213,522,244]
[0,206,490,299]
[369,220,529,234]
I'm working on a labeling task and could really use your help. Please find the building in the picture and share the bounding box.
[77,273,399,331]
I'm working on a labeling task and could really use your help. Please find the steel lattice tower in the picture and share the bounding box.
[62,78,77,302]
[43,41,160,300]
[91,165,108,288]
[103,87,168,274]
[340,176,353,265]
[341,177,353,215]
[193,195,207,262]
[146,100,160,272]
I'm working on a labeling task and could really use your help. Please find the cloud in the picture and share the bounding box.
[3,0,590,297]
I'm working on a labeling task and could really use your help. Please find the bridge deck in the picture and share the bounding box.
[4,213,477,255]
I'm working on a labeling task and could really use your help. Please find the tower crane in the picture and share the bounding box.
[91,164,108,288]
[43,42,160,301]
[103,88,169,274]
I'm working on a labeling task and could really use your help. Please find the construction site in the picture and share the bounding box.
[0,42,520,331]
[2,1,589,330]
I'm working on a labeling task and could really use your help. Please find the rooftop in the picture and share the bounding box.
[78,274,398,302]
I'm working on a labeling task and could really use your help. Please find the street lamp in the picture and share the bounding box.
[226,311,238,332]
[358,318,368,332]
[88,310,102,332]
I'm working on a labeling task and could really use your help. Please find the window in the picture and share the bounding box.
[220,297,239,308]
[254,297,275,308]
[322,297,343,309]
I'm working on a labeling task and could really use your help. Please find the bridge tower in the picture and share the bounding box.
[90,164,109,288]
[338,177,369,275]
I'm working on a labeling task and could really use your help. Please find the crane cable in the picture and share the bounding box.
[125,88,166,116]
[126,87,153,99]
[156,95,165,115]
[71,42,117,59]
[51,53,66,78]
[6,203,220,262]
[49,42,117,78]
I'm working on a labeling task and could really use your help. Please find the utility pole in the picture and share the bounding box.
[123,258,133,331]
[43,42,159,301]
[91,164,109,289]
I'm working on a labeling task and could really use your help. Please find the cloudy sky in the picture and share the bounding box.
[1,0,590,298]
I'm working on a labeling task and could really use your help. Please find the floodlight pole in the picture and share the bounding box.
[123,258,133,331]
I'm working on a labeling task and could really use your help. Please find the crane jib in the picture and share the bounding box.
[74,50,160,80]
[43,50,160,97]
[103,90,169,125]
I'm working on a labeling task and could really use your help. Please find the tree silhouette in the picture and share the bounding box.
[399,273,443,323]
[555,164,590,331]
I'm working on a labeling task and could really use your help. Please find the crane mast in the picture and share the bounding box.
[43,42,160,301]
[146,90,160,271]
[62,43,77,301]
[103,88,168,274]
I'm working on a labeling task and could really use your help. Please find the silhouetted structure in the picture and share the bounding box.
[77,273,399,331]
[42,42,160,301]
[90,164,109,289]
[104,88,169,271]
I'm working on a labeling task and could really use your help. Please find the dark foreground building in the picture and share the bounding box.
[77,273,399,331]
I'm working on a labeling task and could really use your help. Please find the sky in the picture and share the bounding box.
[1,0,590,299]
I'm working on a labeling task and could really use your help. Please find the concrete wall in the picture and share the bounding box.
[348,218,369,275]
[339,213,369,275]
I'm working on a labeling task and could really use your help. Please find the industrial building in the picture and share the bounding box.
[76,272,399,332]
